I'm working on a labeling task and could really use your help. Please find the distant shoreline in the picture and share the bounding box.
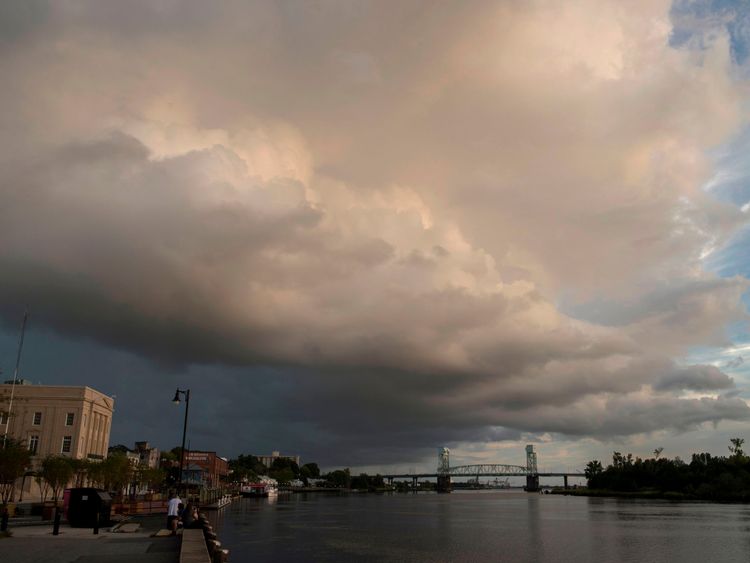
[550,487,748,503]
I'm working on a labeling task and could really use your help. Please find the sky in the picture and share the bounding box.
[1,0,750,474]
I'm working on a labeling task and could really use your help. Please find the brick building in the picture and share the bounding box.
[183,451,229,488]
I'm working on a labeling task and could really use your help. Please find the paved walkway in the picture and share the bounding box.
[0,515,179,563]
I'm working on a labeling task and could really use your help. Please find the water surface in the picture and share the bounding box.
[212,490,750,562]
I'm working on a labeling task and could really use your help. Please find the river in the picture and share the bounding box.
[211,490,750,562]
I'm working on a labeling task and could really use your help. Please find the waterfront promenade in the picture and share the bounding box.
[0,515,179,563]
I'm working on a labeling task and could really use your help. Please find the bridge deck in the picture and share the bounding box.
[383,472,585,479]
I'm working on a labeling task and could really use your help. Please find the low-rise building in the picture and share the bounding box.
[183,451,229,488]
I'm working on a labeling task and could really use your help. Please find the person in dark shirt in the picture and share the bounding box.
[181,503,198,529]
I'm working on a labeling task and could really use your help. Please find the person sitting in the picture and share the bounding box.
[181,503,199,529]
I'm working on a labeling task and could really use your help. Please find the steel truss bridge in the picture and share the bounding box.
[382,446,585,492]
[449,464,528,476]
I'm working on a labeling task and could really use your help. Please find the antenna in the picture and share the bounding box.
[3,308,29,447]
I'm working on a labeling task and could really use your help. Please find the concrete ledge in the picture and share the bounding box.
[180,528,210,563]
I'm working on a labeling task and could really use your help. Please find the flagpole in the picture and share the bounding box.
[3,308,28,447]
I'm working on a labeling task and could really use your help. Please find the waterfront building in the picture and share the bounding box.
[256,451,301,468]
[183,451,229,488]
[0,381,114,463]
[1,380,115,501]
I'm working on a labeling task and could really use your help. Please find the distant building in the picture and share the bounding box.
[183,451,229,488]
[107,444,144,467]
[256,451,301,468]
[134,441,160,469]
[0,381,114,463]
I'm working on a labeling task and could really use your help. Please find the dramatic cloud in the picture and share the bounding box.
[653,364,735,391]
[1,0,749,465]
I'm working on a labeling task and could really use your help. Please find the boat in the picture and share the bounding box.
[241,478,278,498]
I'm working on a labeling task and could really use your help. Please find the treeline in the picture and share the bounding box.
[0,438,165,505]
[229,454,321,484]
[327,469,386,491]
[228,455,388,490]
[585,438,750,501]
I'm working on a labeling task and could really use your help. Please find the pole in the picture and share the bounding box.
[178,389,190,493]
[3,309,28,447]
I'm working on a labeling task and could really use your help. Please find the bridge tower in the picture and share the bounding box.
[524,444,539,492]
[437,447,452,493]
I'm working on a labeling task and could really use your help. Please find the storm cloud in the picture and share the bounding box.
[1,0,749,466]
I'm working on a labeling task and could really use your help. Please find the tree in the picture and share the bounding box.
[271,457,300,477]
[34,472,50,503]
[229,454,268,481]
[0,438,31,505]
[351,473,370,490]
[653,447,664,459]
[96,453,135,494]
[269,467,295,484]
[729,438,745,458]
[325,468,351,488]
[136,466,166,492]
[584,460,603,482]
[301,462,320,478]
[69,458,95,488]
[41,456,74,504]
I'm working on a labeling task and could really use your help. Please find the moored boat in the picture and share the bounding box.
[241,478,278,498]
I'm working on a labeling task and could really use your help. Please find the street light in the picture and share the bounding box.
[172,388,190,492]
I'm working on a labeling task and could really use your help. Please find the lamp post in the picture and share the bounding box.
[172,388,190,492]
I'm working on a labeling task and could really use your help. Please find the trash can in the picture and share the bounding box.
[66,488,112,528]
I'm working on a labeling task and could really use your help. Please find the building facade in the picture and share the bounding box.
[0,382,115,463]
[183,451,229,488]
[134,441,160,469]
[256,451,301,468]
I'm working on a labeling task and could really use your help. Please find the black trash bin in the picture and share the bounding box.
[67,488,112,528]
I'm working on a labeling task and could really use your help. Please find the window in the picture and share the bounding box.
[0,412,8,425]
[61,436,72,453]
[29,435,39,454]
[66,412,75,426]
[33,412,42,425]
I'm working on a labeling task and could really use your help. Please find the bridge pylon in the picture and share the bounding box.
[524,444,539,492]
[437,447,452,493]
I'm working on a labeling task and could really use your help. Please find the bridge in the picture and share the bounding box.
[383,445,585,492]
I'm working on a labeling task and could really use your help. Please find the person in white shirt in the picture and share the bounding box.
[167,493,182,535]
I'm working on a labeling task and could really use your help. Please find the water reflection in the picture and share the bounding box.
[213,491,750,562]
